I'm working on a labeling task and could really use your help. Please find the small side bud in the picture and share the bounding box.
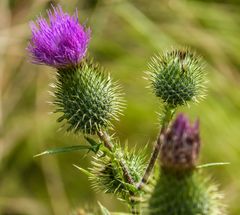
[160,114,200,170]
[89,146,146,201]
[147,48,206,107]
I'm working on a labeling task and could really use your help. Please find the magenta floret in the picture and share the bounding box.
[160,114,200,170]
[27,5,90,68]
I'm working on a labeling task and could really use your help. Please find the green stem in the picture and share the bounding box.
[137,106,175,189]
[131,204,140,215]
[97,130,135,185]
[97,130,138,214]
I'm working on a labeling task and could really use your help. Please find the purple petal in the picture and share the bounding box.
[27,5,91,68]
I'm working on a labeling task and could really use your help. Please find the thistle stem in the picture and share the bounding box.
[97,130,135,185]
[138,106,175,189]
[137,127,165,190]
[131,205,140,215]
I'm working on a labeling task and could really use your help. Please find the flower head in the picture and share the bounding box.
[160,113,200,170]
[27,5,90,68]
[147,48,206,107]
[54,59,124,134]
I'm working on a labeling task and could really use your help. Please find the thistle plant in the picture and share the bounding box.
[28,5,226,215]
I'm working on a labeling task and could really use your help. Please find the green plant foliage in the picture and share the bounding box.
[148,169,225,215]
[147,48,206,107]
[5,1,240,214]
[53,59,124,134]
[89,145,147,202]
[98,202,111,215]
[34,144,99,157]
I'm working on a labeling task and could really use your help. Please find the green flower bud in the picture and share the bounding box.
[53,59,123,134]
[89,146,146,201]
[147,48,206,107]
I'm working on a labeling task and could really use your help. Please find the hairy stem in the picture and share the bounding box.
[97,130,135,185]
[138,106,175,189]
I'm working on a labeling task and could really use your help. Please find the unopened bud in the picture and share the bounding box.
[160,114,200,170]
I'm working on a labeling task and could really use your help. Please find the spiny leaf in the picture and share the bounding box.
[34,145,95,157]
[197,162,230,169]
[84,136,98,146]
[121,181,139,193]
[98,202,111,215]
[73,164,93,177]
[84,136,101,153]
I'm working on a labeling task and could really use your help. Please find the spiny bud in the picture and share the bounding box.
[53,59,123,134]
[160,114,200,170]
[147,48,206,107]
[89,146,146,201]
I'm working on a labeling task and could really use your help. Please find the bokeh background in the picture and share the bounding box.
[1,0,240,214]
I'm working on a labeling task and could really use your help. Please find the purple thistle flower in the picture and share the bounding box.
[27,5,90,68]
[160,113,200,170]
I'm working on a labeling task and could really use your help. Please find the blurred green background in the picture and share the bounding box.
[1,0,240,214]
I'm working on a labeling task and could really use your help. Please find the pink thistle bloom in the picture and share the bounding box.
[27,5,90,68]
[160,114,200,170]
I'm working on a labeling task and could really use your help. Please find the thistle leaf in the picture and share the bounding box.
[34,145,95,157]
[84,136,99,146]
[73,164,93,177]
[98,202,111,215]
[84,136,102,153]
[197,162,230,169]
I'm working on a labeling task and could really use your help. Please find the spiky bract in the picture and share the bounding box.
[53,60,123,134]
[148,169,225,215]
[147,48,206,107]
[89,146,146,201]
